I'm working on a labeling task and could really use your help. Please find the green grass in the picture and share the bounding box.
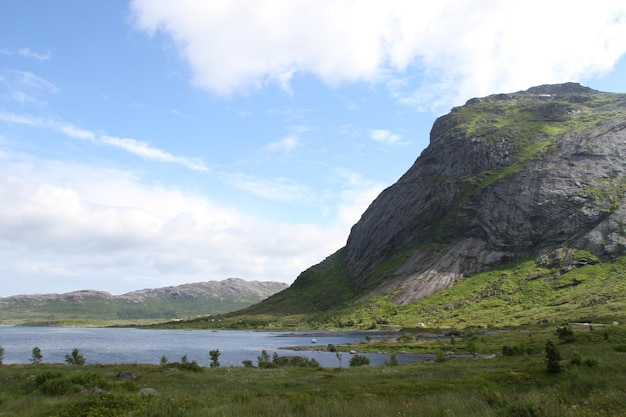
[0,292,281,326]
[151,251,626,333]
[2,323,626,416]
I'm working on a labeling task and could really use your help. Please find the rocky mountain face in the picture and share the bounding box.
[339,83,626,304]
[0,279,288,323]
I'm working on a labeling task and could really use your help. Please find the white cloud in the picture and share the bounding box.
[15,71,59,94]
[220,172,312,203]
[370,129,402,145]
[17,48,52,61]
[332,169,387,226]
[0,48,52,61]
[101,135,209,171]
[265,136,301,152]
[0,111,208,171]
[0,153,346,295]
[131,0,626,106]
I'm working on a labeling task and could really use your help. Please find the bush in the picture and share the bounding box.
[209,349,221,368]
[0,345,4,364]
[545,341,562,375]
[179,355,202,372]
[257,350,273,369]
[65,348,86,365]
[349,354,370,367]
[502,345,525,356]
[502,402,542,417]
[271,353,320,368]
[35,371,110,396]
[555,324,575,343]
[241,359,254,367]
[31,347,43,364]
[583,357,598,368]
[385,353,399,366]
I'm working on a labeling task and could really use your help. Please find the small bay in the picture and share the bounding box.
[0,326,431,367]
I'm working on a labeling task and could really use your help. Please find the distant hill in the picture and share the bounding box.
[0,279,288,325]
[237,83,626,325]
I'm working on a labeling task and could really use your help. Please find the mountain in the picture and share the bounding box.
[244,83,626,316]
[0,279,288,324]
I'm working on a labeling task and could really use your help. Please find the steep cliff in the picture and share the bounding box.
[342,83,626,304]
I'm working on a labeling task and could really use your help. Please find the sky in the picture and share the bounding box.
[1,1,626,296]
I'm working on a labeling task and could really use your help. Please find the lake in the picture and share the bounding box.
[0,326,432,367]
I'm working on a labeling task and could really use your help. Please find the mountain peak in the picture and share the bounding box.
[258,84,626,313]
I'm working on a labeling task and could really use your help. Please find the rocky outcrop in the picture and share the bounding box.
[342,83,626,304]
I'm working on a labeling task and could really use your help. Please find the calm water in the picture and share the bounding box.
[0,326,431,367]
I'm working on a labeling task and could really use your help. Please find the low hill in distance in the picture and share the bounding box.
[0,279,287,325]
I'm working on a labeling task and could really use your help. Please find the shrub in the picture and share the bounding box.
[502,345,525,356]
[327,344,337,352]
[65,348,86,365]
[35,371,109,395]
[502,402,542,417]
[555,324,575,343]
[583,357,598,368]
[570,350,583,366]
[31,347,43,364]
[257,350,273,369]
[209,349,221,368]
[160,355,168,365]
[385,353,399,366]
[241,359,254,367]
[349,354,370,367]
[545,341,562,375]
[0,345,4,364]
[271,353,320,368]
[435,352,447,363]
[179,355,202,372]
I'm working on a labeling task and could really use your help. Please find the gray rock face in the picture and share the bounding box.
[343,83,626,304]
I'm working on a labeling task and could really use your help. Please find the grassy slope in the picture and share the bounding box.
[0,292,277,326]
[1,322,625,416]
[163,251,626,331]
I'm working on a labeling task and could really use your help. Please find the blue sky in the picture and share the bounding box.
[1,1,626,296]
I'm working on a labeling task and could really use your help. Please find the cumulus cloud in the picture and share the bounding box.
[370,129,402,145]
[0,153,349,295]
[130,0,626,106]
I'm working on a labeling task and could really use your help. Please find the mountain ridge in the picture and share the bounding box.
[0,279,288,324]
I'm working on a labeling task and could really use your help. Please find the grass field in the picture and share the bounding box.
[2,321,625,416]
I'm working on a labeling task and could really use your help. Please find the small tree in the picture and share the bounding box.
[336,351,343,368]
[0,345,4,364]
[257,350,272,368]
[209,349,221,368]
[160,355,168,366]
[31,347,43,364]
[349,354,370,367]
[65,348,86,365]
[545,341,562,374]
[385,353,399,366]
